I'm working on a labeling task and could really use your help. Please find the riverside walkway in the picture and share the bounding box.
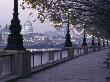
[17,49,110,82]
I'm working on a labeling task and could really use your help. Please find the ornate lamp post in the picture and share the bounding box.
[81,28,87,53]
[82,28,87,47]
[98,38,101,46]
[64,9,72,47]
[5,0,24,50]
[97,38,101,50]
[103,38,105,47]
[91,35,96,51]
[107,40,109,46]
[92,35,95,46]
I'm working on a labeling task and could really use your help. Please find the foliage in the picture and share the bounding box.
[22,0,110,39]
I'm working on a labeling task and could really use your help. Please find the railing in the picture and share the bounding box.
[0,46,107,81]
[74,48,85,56]
[0,54,13,78]
[30,46,105,70]
[31,49,68,68]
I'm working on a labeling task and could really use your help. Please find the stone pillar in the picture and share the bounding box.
[93,46,96,52]
[68,48,74,58]
[4,50,31,77]
[84,47,88,54]
[0,57,3,75]
[63,47,74,58]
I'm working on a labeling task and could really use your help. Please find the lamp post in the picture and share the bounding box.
[103,38,105,47]
[107,40,109,46]
[97,38,101,50]
[81,28,87,53]
[82,28,87,47]
[98,38,101,46]
[5,0,24,50]
[64,9,72,47]
[92,35,95,46]
[91,35,96,51]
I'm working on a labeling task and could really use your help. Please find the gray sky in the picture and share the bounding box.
[0,0,55,33]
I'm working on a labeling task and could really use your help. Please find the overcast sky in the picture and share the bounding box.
[0,0,55,33]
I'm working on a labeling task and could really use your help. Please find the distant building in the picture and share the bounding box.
[0,26,2,44]
[21,20,33,35]
[2,24,10,35]
[1,24,10,44]
[0,22,94,48]
[0,25,1,34]
[0,20,34,45]
[1,20,33,35]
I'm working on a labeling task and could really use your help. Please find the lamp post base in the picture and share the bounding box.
[64,33,72,47]
[64,41,72,47]
[82,38,87,47]
[5,33,25,50]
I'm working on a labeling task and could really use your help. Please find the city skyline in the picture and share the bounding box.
[0,0,55,33]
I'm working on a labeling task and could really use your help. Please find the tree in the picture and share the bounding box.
[22,0,110,39]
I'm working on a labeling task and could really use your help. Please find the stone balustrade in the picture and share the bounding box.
[0,46,108,81]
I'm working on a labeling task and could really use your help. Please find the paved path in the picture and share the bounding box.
[17,49,110,82]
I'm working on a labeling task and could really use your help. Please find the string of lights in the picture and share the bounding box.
[73,28,84,35]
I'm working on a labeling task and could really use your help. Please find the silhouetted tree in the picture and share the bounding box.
[22,0,110,39]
